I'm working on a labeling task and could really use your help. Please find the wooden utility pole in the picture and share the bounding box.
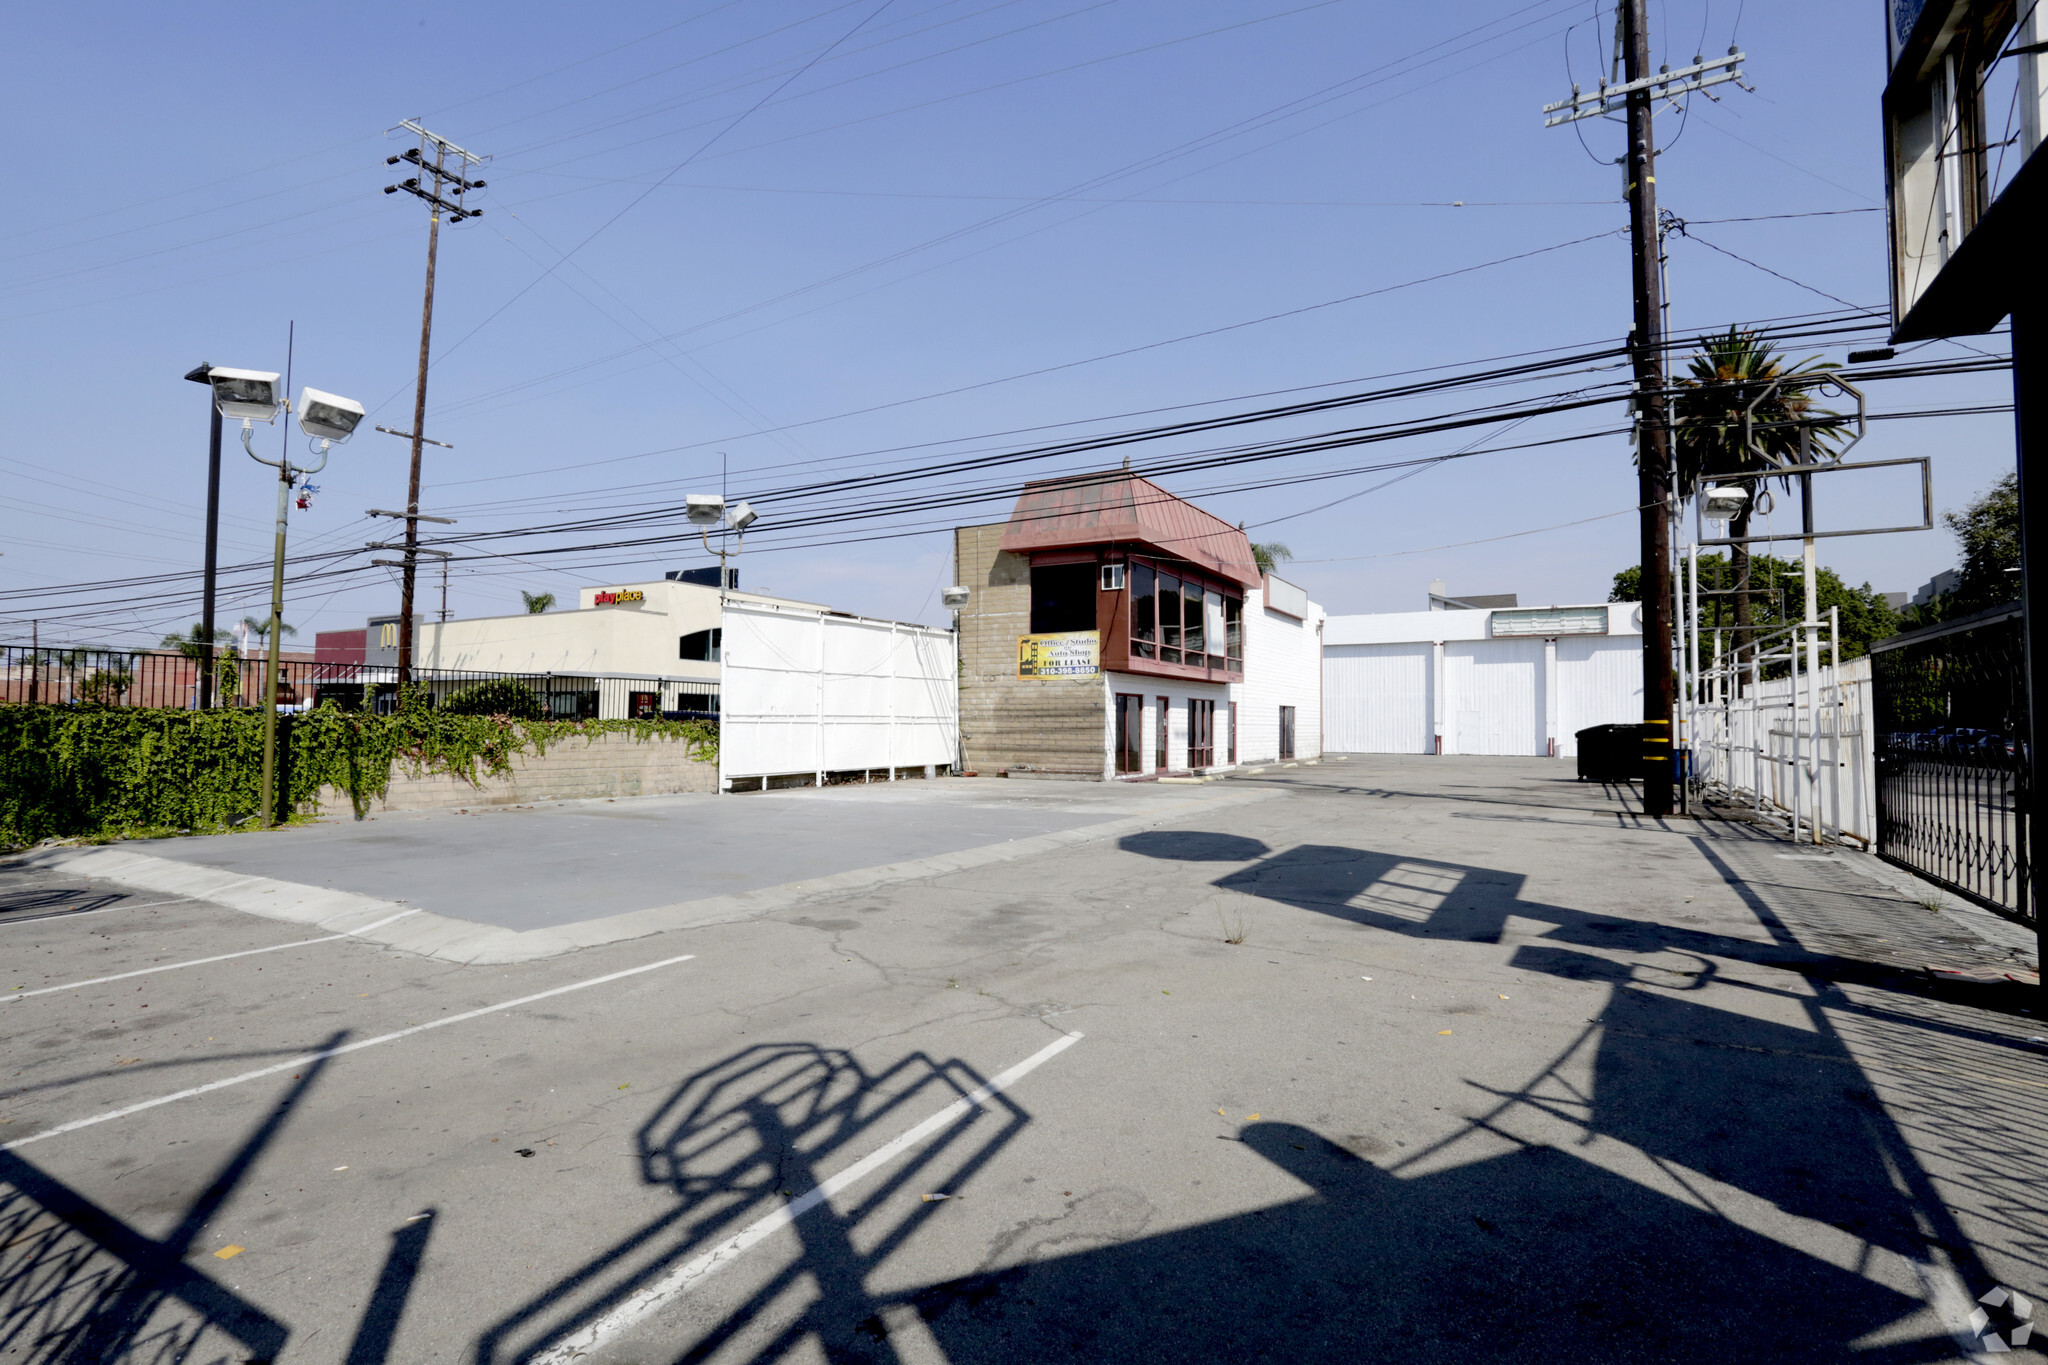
[382,121,485,688]
[1621,0,1676,816]
[1543,6,1740,817]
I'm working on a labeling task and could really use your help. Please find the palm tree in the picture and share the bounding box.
[1669,328,1848,660]
[1250,542,1293,577]
[239,615,296,642]
[159,623,226,659]
[521,590,556,614]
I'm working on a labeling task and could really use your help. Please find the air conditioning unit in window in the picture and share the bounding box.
[1100,564,1125,591]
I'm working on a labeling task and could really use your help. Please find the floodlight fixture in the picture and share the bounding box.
[686,493,725,525]
[729,500,758,532]
[941,586,970,609]
[297,387,366,444]
[208,367,283,424]
[1701,485,1750,519]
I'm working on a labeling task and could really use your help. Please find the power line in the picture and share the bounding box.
[391,0,903,415]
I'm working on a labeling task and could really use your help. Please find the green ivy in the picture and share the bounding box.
[0,701,718,847]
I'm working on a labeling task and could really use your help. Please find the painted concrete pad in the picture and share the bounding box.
[28,777,1275,962]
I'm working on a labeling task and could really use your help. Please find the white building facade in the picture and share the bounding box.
[1322,602,1642,758]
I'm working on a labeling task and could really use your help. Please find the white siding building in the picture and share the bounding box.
[1234,576,1324,765]
[1322,603,1642,758]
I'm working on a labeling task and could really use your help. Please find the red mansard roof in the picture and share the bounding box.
[998,471,1261,588]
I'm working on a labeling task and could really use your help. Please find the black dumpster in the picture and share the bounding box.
[1575,723,1646,782]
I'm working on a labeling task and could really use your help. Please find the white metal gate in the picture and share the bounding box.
[719,600,957,790]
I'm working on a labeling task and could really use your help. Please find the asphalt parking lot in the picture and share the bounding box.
[2,758,2043,1363]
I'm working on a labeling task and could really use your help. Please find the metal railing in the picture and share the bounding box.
[0,646,720,723]
[1869,606,2031,924]
[1685,609,1856,845]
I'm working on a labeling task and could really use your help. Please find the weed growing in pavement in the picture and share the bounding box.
[1218,897,1249,945]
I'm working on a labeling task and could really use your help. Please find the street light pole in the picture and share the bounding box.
[243,423,328,826]
[184,363,223,708]
[209,371,364,828]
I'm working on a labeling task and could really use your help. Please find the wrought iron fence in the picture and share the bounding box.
[1870,605,2031,924]
[0,646,719,723]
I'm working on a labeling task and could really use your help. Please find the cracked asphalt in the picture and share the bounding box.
[2,758,2044,1363]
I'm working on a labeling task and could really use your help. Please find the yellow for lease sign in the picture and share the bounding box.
[1017,630,1100,678]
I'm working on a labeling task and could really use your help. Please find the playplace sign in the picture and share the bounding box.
[593,589,646,606]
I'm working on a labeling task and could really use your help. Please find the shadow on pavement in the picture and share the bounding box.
[883,828,2032,1363]
[901,1122,1934,1363]
[0,880,131,925]
[344,1208,438,1365]
[476,1042,1034,1365]
[468,831,2035,1362]
[0,1035,438,1365]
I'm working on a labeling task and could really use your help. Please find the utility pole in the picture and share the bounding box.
[1621,0,1675,818]
[183,363,223,707]
[382,121,485,690]
[1541,13,1745,818]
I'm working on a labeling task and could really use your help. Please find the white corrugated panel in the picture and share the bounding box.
[1322,643,1430,753]
[1554,637,1642,755]
[721,602,957,784]
[1444,639,1544,755]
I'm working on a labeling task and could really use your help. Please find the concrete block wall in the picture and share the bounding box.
[955,523,1107,777]
[314,730,717,816]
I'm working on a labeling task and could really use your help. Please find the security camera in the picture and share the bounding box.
[729,500,758,531]
[686,493,725,525]
[297,387,366,443]
[941,586,971,609]
[1701,484,1750,519]
[208,367,283,424]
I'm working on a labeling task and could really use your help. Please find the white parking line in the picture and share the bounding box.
[3,910,423,1002]
[0,952,696,1152]
[531,1030,1084,1365]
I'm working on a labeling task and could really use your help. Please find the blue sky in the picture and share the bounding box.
[0,0,2015,647]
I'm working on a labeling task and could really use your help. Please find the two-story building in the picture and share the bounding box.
[954,471,1324,779]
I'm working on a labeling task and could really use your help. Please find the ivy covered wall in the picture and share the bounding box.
[0,703,717,846]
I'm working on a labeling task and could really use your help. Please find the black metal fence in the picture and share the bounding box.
[1870,605,2031,924]
[0,646,719,723]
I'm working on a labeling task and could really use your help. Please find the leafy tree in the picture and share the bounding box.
[1669,328,1849,656]
[521,590,556,614]
[1250,543,1293,577]
[1611,551,1898,665]
[77,670,133,705]
[213,646,242,703]
[1936,471,2019,619]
